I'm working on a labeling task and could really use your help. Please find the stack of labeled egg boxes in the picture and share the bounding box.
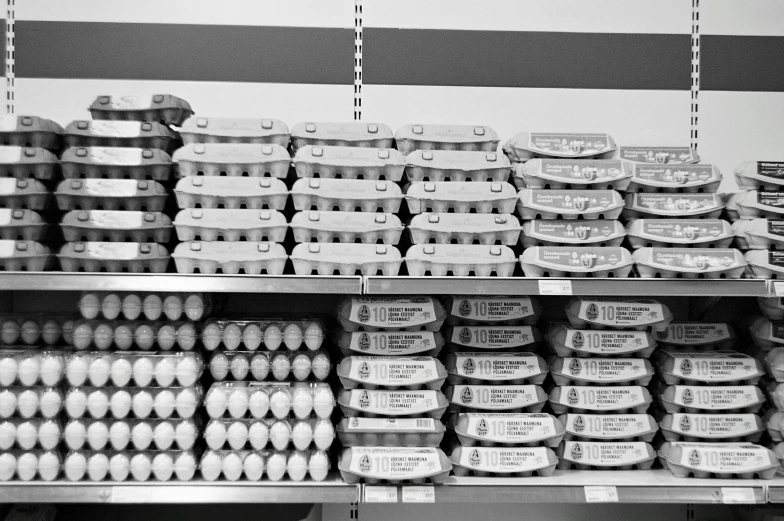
[336,297,452,484]
[442,296,560,478]
[62,291,206,482]
[201,317,334,482]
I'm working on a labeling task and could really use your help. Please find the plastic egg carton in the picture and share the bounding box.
[0,147,58,181]
[556,441,655,470]
[337,297,446,333]
[633,247,746,279]
[0,387,63,419]
[64,351,203,388]
[293,146,405,181]
[405,182,517,215]
[291,178,403,213]
[565,297,673,333]
[626,163,722,193]
[623,193,724,219]
[174,209,288,242]
[627,219,734,249]
[406,244,516,277]
[764,347,784,379]
[726,191,784,221]
[520,246,633,278]
[658,441,778,479]
[291,243,402,276]
[405,150,510,182]
[63,121,177,151]
[336,330,445,357]
[450,445,558,477]
[408,213,521,246]
[64,449,198,482]
[205,382,334,421]
[89,94,193,126]
[202,318,324,352]
[63,386,202,420]
[0,349,64,386]
[338,356,446,390]
[521,219,626,248]
[751,318,784,350]
[616,146,699,165]
[61,210,172,243]
[745,250,784,278]
[0,179,48,210]
[735,161,784,191]
[175,177,288,211]
[0,449,61,481]
[290,122,394,152]
[504,132,617,161]
[546,325,657,358]
[201,449,330,482]
[338,389,448,419]
[550,357,654,386]
[0,418,61,450]
[734,219,784,250]
[558,413,658,442]
[444,352,548,385]
[450,412,563,447]
[291,211,403,245]
[208,350,331,382]
[658,385,765,413]
[0,315,74,346]
[656,322,735,350]
[549,386,653,414]
[204,417,334,451]
[0,240,52,271]
[445,325,541,352]
[79,292,213,322]
[659,413,764,442]
[55,179,168,212]
[59,242,169,273]
[63,417,199,451]
[0,116,63,151]
[338,447,450,484]
[0,209,46,241]
[69,320,199,351]
[512,159,632,190]
[517,189,625,221]
[173,143,291,179]
[173,241,287,275]
[444,296,542,326]
[445,384,548,413]
[395,124,499,155]
[181,117,290,146]
[336,417,445,447]
[656,351,764,385]
[60,147,172,181]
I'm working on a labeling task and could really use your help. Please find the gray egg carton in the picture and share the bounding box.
[627,219,734,249]
[290,122,394,152]
[0,209,47,241]
[405,182,517,214]
[180,117,290,146]
[557,441,655,470]
[173,143,291,179]
[549,385,653,414]
[395,124,499,155]
[626,163,722,193]
[521,219,626,247]
[445,385,548,413]
[659,413,764,442]
[406,244,516,276]
[290,211,403,244]
[58,242,169,273]
[173,209,288,242]
[405,149,510,182]
[726,190,784,220]
[408,213,521,245]
[60,147,172,181]
[734,161,784,191]
[512,159,631,190]
[61,210,172,243]
[559,413,658,442]
[291,243,402,276]
[517,189,625,220]
[55,179,168,212]
[633,248,747,279]
[338,447,451,484]
[520,246,634,278]
[450,445,558,477]
[745,250,784,279]
[63,121,177,150]
[734,219,784,250]
[89,94,193,126]
[0,179,49,210]
[0,240,52,271]
[616,146,699,164]
[174,177,288,211]
[0,147,58,181]
[291,178,403,213]
[658,441,778,479]
[622,193,724,219]
[293,145,405,181]
[172,242,287,275]
[504,132,616,161]
[449,412,563,447]
[658,385,765,414]
[0,115,63,151]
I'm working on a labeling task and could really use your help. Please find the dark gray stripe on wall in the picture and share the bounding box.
[16,21,353,84]
[364,29,690,90]
[701,35,784,92]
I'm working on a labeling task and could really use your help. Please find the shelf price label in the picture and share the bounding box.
[773,281,784,296]
[364,486,398,503]
[721,487,756,504]
[402,486,435,503]
[538,280,573,296]
[584,486,618,503]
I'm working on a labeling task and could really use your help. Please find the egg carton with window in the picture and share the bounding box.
[63,417,199,452]
[291,243,402,276]
[504,132,616,161]
[337,417,445,448]
[208,350,331,383]
[406,181,517,215]
[659,413,764,443]
[0,449,61,481]
[633,247,746,279]
[61,210,172,243]
[55,179,167,212]
[546,325,657,358]
[0,240,52,271]
[559,413,659,442]
[79,292,213,322]
[0,315,74,346]
[175,177,288,210]
[517,189,624,220]
[521,219,626,248]
[65,351,203,388]
[520,246,633,278]
[445,352,548,385]
[565,297,672,332]
[63,386,202,420]
[623,193,724,219]
[291,178,402,213]
[64,120,177,151]
[0,116,62,151]
[734,219,784,250]
[616,146,699,165]
[172,241,287,275]
[173,209,287,243]
[656,322,736,350]
[0,209,46,242]
[338,356,446,390]
[0,146,58,181]
[202,448,330,482]
[556,441,656,470]
[59,242,169,273]
[89,94,193,126]
[513,159,632,191]
[406,244,516,277]
[201,318,325,352]
[0,349,64,387]
[445,325,541,353]
[204,417,334,452]
[294,145,405,181]
[0,179,48,211]
[626,163,721,193]
[291,211,403,245]
[291,122,394,152]
[205,382,335,421]
[445,384,548,413]
[627,219,733,249]
[336,330,445,357]
[726,190,784,221]
[658,441,777,479]
[60,146,172,181]
[449,412,563,448]
[550,357,654,386]
[68,319,199,352]
[745,249,784,278]
[338,389,448,419]
[405,149,511,182]
[658,385,765,414]
[64,449,198,482]
[735,161,784,191]
[339,446,449,484]
[0,418,61,451]
[408,213,521,246]
[549,385,653,415]
[0,387,63,419]
[337,297,446,333]
[173,143,290,179]
[656,351,764,386]
[181,117,290,146]
[444,296,542,326]
[450,445,558,477]
[395,124,499,155]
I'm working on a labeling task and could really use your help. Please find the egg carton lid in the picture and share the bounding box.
[173,143,290,164]
[616,146,699,164]
[291,122,393,142]
[180,117,289,138]
[294,145,405,167]
[406,181,516,200]
[504,132,616,160]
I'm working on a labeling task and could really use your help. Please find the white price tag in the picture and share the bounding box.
[773,281,784,296]
[402,486,435,503]
[538,280,573,296]
[721,487,756,504]
[584,486,618,503]
[364,486,398,503]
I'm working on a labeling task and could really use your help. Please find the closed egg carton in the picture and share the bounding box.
[208,350,331,382]
[291,211,403,245]
[203,417,334,452]
[627,219,734,249]
[336,297,446,333]
[512,159,632,191]
[172,241,287,275]
[0,449,61,481]
[558,413,658,442]
[616,146,699,165]
[0,116,63,151]
[337,389,448,419]
[61,210,172,243]
[395,124,499,155]
[201,449,331,482]
[0,147,58,181]
[406,244,516,277]
[550,357,654,386]
[63,417,199,451]
[521,219,626,247]
[0,386,64,419]
[622,193,724,219]
[735,161,784,191]
[745,250,784,278]
[337,330,444,357]
[557,441,655,470]
[751,318,784,350]
[0,209,47,241]
[517,189,625,220]
[549,385,652,414]
[405,149,510,182]
[626,163,722,193]
[445,384,548,413]
[294,145,405,181]
[504,132,616,161]
[338,417,445,447]
[174,177,288,211]
[520,246,633,278]
[204,381,335,421]
[291,178,403,213]
[764,346,784,379]
[408,213,521,246]
[59,242,169,273]
[444,295,542,326]
[449,445,559,477]
[64,449,198,482]
[0,179,49,210]
[565,297,672,332]
[201,318,325,352]
[546,325,657,358]
[68,319,199,351]
[765,410,784,441]
[406,181,516,215]
[63,386,203,420]
[180,117,290,146]
[174,209,287,243]
[727,190,784,221]
[54,179,167,212]
[734,219,784,250]
[338,356,447,390]
[449,412,563,448]
[658,384,765,414]
[173,143,290,179]
[0,314,74,346]
[444,325,541,353]
[0,417,62,450]
[633,247,746,279]
[658,441,778,479]
[656,322,736,350]
[0,240,52,271]
[291,122,394,152]
[89,94,193,126]
[63,120,177,151]
[444,351,548,385]
[656,350,764,386]
[768,381,784,411]
[659,413,764,443]
[338,447,451,484]
[291,243,402,276]
[0,348,65,386]
[759,297,784,321]
[60,147,172,182]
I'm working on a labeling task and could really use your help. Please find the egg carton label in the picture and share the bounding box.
[769,324,784,340]
[560,358,647,382]
[349,390,439,415]
[89,121,142,138]
[530,221,622,241]
[349,298,436,328]
[538,160,626,180]
[88,211,144,229]
[0,179,18,193]
[83,180,138,197]
[348,447,442,479]
[634,194,720,214]
[0,116,18,132]
[672,386,758,409]
[0,241,15,258]
[463,413,558,442]
[89,147,144,166]
[86,243,139,260]
[453,385,541,409]
[664,352,757,381]
[758,192,784,208]
[638,220,727,240]
[347,357,439,386]
[766,221,784,236]
[348,332,438,356]
[533,248,625,269]
[529,134,612,155]
[345,418,436,432]
[562,441,649,465]
[632,165,715,184]
[0,209,13,226]
[557,387,646,410]
[619,147,695,163]
[657,323,733,346]
[758,162,784,179]
[529,192,616,212]
[650,250,740,270]
[0,148,22,163]
[768,251,784,267]
[449,297,535,323]
[668,414,759,438]
[565,414,654,438]
[456,446,551,472]
[563,330,652,354]
[674,443,771,473]
[450,326,536,349]
[106,95,154,110]
[576,301,664,328]
[452,353,542,380]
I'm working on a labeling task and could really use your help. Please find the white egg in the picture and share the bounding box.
[248,390,270,419]
[40,356,64,387]
[271,354,291,381]
[229,355,249,381]
[20,320,41,345]
[313,385,334,419]
[41,319,62,345]
[304,322,324,351]
[132,391,154,418]
[109,453,130,482]
[86,390,108,418]
[65,389,87,418]
[37,420,63,453]
[110,358,133,387]
[64,420,87,450]
[222,452,243,481]
[92,323,114,350]
[270,421,292,451]
[101,293,122,320]
[283,323,304,351]
[17,452,38,481]
[311,352,331,381]
[130,453,152,482]
[248,421,270,450]
[309,451,330,482]
[17,389,39,418]
[313,420,335,450]
[113,324,134,350]
[66,355,89,386]
[292,386,314,420]
[264,325,283,351]
[242,324,263,351]
[0,389,17,418]
[266,453,287,481]
[143,294,163,321]
[270,389,292,419]
[154,357,176,387]
[156,324,176,351]
[110,390,132,419]
[87,452,109,481]
[18,356,40,386]
[243,452,265,481]
[184,294,205,322]
[122,293,143,320]
[134,324,156,351]
[153,421,175,450]
[152,453,174,481]
[287,451,309,482]
[87,421,109,450]
[210,353,230,380]
[0,421,15,449]
[132,357,154,387]
[65,452,87,481]
[79,292,101,320]
[0,453,15,481]
[175,420,198,450]
[15,420,37,450]
[132,422,154,450]
[250,354,270,381]
[0,357,18,386]
[163,294,183,321]
[175,388,199,418]
[175,356,199,387]
[227,421,249,450]
[205,387,228,419]
[175,452,197,481]
[222,323,243,351]
[109,421,131,450]
[292,421,313,451]
[177,323,198,351]
[200,451,223,482]
[72,322,93,350]
[88,356,111,386]
[227,388,249,419]
[153,390,176,418]
[205,420,228,450]
[201,322,222,351]
[292,354,312,382]
[38,451,60,482]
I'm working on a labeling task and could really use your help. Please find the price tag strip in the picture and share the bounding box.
[584,486,619,503]
[362,486,435,503]
[363,486,399,503]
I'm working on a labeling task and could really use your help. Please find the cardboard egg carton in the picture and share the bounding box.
[291,178,403,213]
[513,159,632,190]
[406,244,516,277]
[504,132,616,161]
[517,189,625,220]
[337,389,448,419]
[450,445,558,477]
[622,193,724,219]
[174,177,288,211]
[173,143,291,179]
[172,242,287,275]
[61,210,172,243]
[54,179,168,212]
[449,413,564,448]
[63,121,177,151]
[658,385,765,414]
[0,240,52,271]
[626,163,722,193]
[521,219,626,248]
[180,117,290,147]
[336,417,445,447]
[658,441,777,479]
[59,242,169,273]
[745,250,784,278]
[294,145,405,181]
[395,124,499,155]
[726,190,784,220]
[290,122,394,152]
[89,94,193,126]
[291,243,402,276]
[0,209,47,241]
[406,181,517,214]
[405,149,510,182]
[174,209,288,242]
[445,386,548,414]
[633,247,746,279]
[557,441,655,470]
[60,147,172,181]
[408,213,521,246]
[659,413,764,442]
[336,330,444,357]
[0,147,58,181]
[291,211,403,245]
[734,218,784,249]
[520,246,634,278]
[616,146,699,165]
[627,219,734,249]
[0,115,63,151]
[338,447,450,484]
[734,161,784,191]
[559,413,658,442]
[0,179,49,210]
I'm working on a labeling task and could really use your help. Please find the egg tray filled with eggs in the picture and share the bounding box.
[199,448,330,482]
[204,382,334,422]
[207,349,331,383]
[204,417,334,452]
[64,386,201,420]
[62,449,199,482]
[0,315,76,346]
[200,318,325,352]
[64,351,203,388]
[68,320,200,351]
[78,292,215,322]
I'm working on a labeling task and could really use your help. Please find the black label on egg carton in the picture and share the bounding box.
[560,414,658,442]
[450,412,564,447]
[445,384,547,413]
[445,352,548,384]
[657,351,764,385]
[659,413,764,442]
[769,221,784,236]
[445,325,540,351]
[656,322,735,348]
[557,441,656,470]
[445,296,541,325]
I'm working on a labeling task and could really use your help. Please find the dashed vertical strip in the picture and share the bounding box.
[353,0,363,120]
[690,0,700,150]
[5,0,14,114]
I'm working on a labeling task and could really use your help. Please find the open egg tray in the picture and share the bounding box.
[290,122,394,152]
[68,319,199,351]
[208,349,331,383]
[173,209,288,242]
[63,449,198,482]
[60,146,172,181]
[450,445,559,477]
[64,351,203,388]
[293,145,405,181]
[512,159,631,191]
[63,121,177,151]
[63,417,199,451]
[61,210,172,243]
[0,116,63,151]
[63,385,202,420]
[291,211,404,245]
[406,181,517,214]
[0,146,58,181]
[89,94,193,126]
[0,348,65,386]
[173,143,291,179]
[58,242,169,273]
[55,179,168,212]
[338,447,450,484]
[336,417,445,447]
[204,381,335,421]
[172,241,287,275]
[0,179,48,210]
[0,417,62,450]
[559,413,659,442]
[0,386,64,419]
[406,244,517,277]
[556,441,656,470]
[0,315,74,346]
[200,449,331,482]
[408,213,521,246]
[174,177,288,211]
[405,149,510,183]
[180,117,290,147]
[201,318,325,352]
[521,219,626,248]
[633,247,747,279]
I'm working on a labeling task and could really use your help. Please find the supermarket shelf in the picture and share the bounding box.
[0,273,363,294]
[765,478,784,503]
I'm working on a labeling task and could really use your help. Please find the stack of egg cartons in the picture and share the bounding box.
[398,125,519,276]
[57,95,189,272]
[732,161,784,278]
[172,117,291,275]
[548,298,666,471]
[441,296,560,478]
[61,291,206,482]
[0,115,64,271]
[506,132,633,277]
[289,122,405,276]
[200,317,334,482]
[335,297,453,484]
